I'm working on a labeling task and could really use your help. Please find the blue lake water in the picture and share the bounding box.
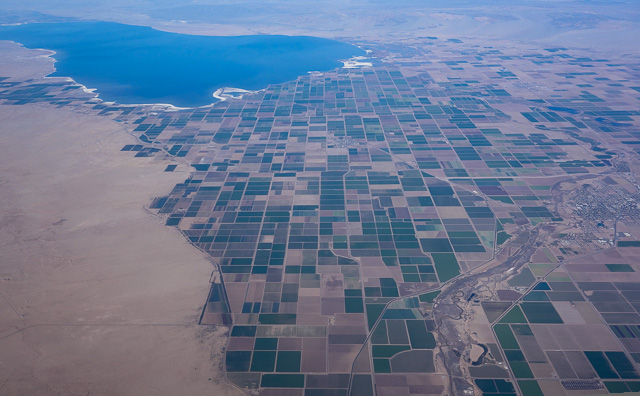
[0,22,364,107]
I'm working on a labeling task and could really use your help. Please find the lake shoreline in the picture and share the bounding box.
[0,40,245,395]
[0,21,365,108]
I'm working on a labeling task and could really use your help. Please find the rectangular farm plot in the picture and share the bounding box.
[520,302,564,324]
[431,253,461,282]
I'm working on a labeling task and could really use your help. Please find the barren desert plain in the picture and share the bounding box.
[2,1,640,395]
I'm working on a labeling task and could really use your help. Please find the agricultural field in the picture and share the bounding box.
[2,32,640,395]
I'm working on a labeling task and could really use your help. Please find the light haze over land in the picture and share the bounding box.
[1,1,640,396]
[1,0,639,52]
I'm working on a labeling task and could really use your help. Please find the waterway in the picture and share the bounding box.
[0,22,364,107]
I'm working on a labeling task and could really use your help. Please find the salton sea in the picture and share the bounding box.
[0,22,365,107]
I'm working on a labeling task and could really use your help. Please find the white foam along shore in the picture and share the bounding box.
[342,55,373,69]
[212,87,255,102]
[60,75,193,111]
[6,40,202,111]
